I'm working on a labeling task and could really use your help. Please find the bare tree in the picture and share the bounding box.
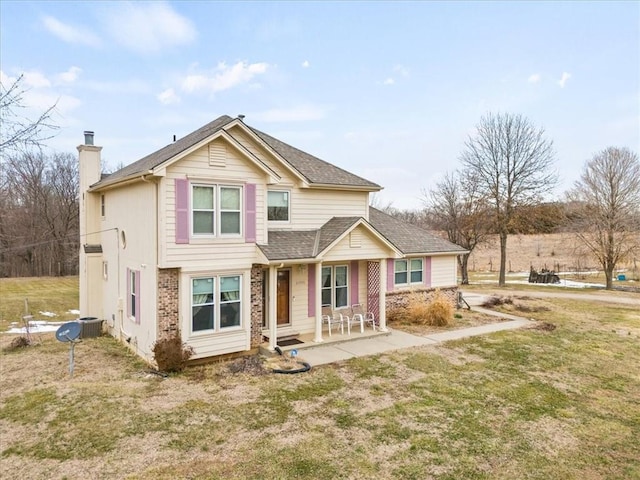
[424,169,491,284]
[0,151,78,277]
[567,147,640,289]
[460,112,557,286]
[0,74,58,154]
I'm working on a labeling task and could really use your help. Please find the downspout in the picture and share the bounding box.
[115,227,132,342]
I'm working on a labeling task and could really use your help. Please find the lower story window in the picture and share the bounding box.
[395,258,423,286]
[321,265,348,309]
[192,275,241,332]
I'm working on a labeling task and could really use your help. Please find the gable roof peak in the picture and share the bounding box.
[91,114,380,191]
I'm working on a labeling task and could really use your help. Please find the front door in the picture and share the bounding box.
[276,269,290,325]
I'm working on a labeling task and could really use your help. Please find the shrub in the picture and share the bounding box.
[391,290,453,327]
[152,334,194,373]
[423,290,453,326]
[6,335,32,350]
[482,295,513,308]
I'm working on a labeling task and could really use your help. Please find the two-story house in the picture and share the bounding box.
[78,115,466,363]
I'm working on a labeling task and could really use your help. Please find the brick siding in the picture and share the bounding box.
[385,286,458,312]
[250,265,264,348]
[158,268,180,339]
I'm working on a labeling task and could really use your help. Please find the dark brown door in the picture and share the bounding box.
[277,270,290,325]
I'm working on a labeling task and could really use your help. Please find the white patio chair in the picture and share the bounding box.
[343,306,364,335]
[321,306,344,336]
[351,304,376,332]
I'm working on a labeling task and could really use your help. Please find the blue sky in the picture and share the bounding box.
[1,1,638,209]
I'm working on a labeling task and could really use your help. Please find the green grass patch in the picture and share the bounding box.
[0,276,79,330]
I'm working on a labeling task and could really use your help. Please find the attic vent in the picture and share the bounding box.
[350,231,361,248]
[209,142,226,167]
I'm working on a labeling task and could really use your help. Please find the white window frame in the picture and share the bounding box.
[321,265,349,309]
[191,184,242,238]
[129,269,137,321]
[394,258,423,286]
[190,274,243,334]
[267,189,290,223]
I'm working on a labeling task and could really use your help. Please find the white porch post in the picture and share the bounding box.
[313,261,323,343]
[268,265,278,351]
[378,259,388,332]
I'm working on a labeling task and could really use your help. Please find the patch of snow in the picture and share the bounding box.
[4,320,67,334]
[39,311,57,317]
[67,309,80,315]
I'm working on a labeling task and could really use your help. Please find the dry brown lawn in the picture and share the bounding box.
[468,232,639,275]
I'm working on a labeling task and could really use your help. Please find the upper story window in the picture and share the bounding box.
[267,190,289,222]
[100,194,105,218]
[192,184,241,237]
[395,258,423,286]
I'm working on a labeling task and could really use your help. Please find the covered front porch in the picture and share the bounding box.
[259,324,391,356]
[256,216,403,352]
[260,258,393,352]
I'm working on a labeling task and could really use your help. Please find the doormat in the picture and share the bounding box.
[278,338,304,347]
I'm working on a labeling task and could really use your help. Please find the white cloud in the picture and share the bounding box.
[56,66,82,84]
[157,88,180,105]
[253,105,328,122]
[528,73,541,83]
[393,64,409,77]
[23,90,81,114]
[383,78,395,86]
[42,16,102,47]
[22,71,51,88]
[558,72,571,88]
[82,79,151,94]
[181,61,269,93]
[302,60,310,68]
[104,2,196,54]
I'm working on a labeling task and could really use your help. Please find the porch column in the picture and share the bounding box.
[313,261,323,343]
[378,259,388,332]
[268,265,278,351]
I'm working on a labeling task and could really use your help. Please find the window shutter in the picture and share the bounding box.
[126,268,132,317]
[307,264,316,318]
[134,270,141,324]
[245,183,256,243]
[350,260,359,305]
[175,178,189,244]
[387,259,395,291]
[425,257,432,288]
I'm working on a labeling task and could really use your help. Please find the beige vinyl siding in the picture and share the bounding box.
[162,140,267,267]
[431,255,458,287]
[290,189,369,230]
[100,181,158,362]
[322,225,395,262]
[228,127,371,230]
[188,332,248,359]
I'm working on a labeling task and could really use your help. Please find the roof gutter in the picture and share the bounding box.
[88,170,155,192]
[308,183,382,192]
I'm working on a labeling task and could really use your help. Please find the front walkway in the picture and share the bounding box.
[282,293,533,366]
[295,319,532,366]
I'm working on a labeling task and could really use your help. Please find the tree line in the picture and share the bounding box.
[1,75,79,277]
[418,113,640,289]
[1,77,638,289]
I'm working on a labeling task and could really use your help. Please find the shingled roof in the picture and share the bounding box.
[258,210,466,261]
[368,207,467,255]
[93,115,380,190]
[258,217,363,261]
